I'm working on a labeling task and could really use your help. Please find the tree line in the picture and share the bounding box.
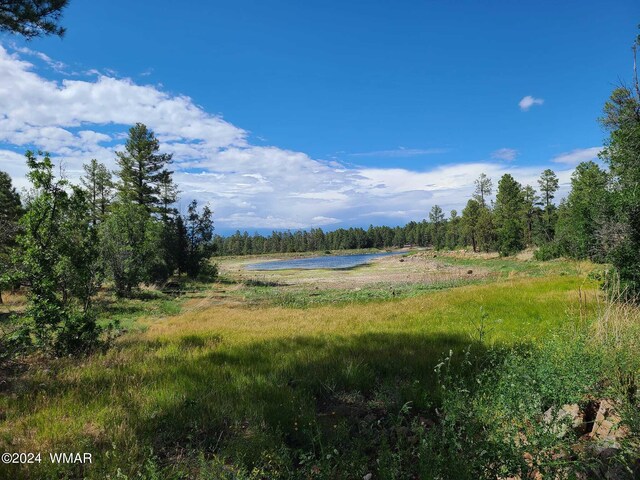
[0,123,215,356]
[213,169,562,257]
[215,72,640,299]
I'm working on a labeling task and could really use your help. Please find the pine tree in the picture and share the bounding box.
[537,169,559,242]
[595,32,640,297]
[429,204,445,249]
[522,185,540,246]
[0,0,68,38]
[554,161,609,260]
[115,123,175,213]
[494,174,525,256]
[446,209,461,249]
[158,169,179,221]
[473,173,493,207]
[0,171,21,222]
[462,199,482,252]
[99,202,164,297]
[81,159,113,225]
[184,200,215,277]
[0,170,22,304]
[476,207,497,253]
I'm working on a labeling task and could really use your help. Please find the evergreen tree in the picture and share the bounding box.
[538,169,559,210]
[0,170,21,222]
[522,185,540,246]
[473,173,493,207]
[0,170,22,304]
[494,174,525,256]
[537,169,559,242]
[429,204,445,249]
[184,200,215,277]
[99,202,164,297]
[554,161,609,260]
[600,81,640,297]
[462,199,482,252]
[115,123,175,213]
[0,0,68,38]
[158,169,179,221]
[81,159,112,225]
[476,207,497,253]
[445,209,461,249]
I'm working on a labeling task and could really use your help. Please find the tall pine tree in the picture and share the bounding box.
[537,169,559,242]
[473,173,493,207]
[81,159,112,225]
[494,174,525,256]
[115,123,176,213]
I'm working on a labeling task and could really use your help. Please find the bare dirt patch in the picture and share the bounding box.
[218,251,492,291]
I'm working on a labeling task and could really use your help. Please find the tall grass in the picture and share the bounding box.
[3,272,636,479]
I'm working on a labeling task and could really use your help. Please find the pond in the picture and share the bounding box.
[245,251,402,271]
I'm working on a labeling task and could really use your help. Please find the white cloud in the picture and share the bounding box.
[9,43,69,73]
[0,44,580,230]
[491,148,518,161]
[551,147,602,165]
[518,95,544,111]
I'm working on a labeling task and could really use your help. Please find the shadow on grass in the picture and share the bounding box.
[16,331,497,478]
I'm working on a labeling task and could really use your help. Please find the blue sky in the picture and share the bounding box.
[0,0,638,233]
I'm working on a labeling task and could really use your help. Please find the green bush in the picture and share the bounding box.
[533,242,562,261]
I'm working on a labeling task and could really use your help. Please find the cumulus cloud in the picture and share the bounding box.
[491,148,518,161]
[518,95,544,111]
[551,147,602,165]
[0,44,578,230]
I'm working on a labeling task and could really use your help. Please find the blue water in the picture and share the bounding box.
[245,252,402,271]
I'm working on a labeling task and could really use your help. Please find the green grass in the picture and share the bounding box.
[92,292,180,332]
[239,277,485,308]
[219,253,594,310]
[435,255,586,277]
[0,259,605,479]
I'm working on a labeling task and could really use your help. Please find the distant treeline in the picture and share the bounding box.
[212,169,576,257]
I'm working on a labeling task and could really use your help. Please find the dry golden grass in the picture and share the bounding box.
[0,259,603,479]
[145,274,596,344]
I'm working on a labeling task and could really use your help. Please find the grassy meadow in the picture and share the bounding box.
[1,251,638,479]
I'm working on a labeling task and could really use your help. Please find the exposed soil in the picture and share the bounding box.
[218,251,493,291]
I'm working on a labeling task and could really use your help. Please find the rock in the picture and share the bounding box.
[588,399,628,441]
[542,403,583,438]
[399,258,404,262]
[363,474,372,480]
